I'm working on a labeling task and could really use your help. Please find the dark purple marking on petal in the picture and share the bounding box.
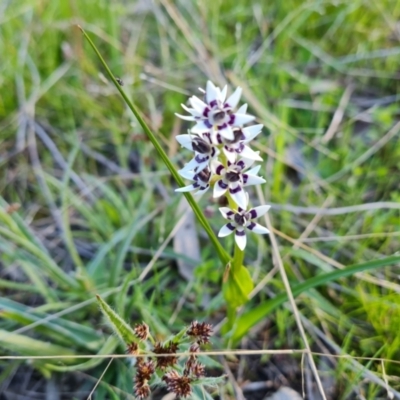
[224,146,235,153]
[209,100,217,108]
[216,164,224,175]
[247,222,256,230]
[242,174,248,184]
[229,185,242,194]
[218,181,229,189]
[235,230,246,236]
[203,107,210,117]
[249,209,257,219]
[204,120,213,129]
[226,222,236,231]
[216,134,223,144]
[238,207,244,212]
[235,143,245,153]
[217,123,227,130]
[211,148,216,157]
[193,182,200,188]
[228,114,235,125]
[195,154,208,163]
[226,211,234,217]
[236,160,245,170]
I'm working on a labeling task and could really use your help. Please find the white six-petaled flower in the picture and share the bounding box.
[176,81,255,141]
[212,159,266,210]
[175,81,271,250]
[218,205,271,251]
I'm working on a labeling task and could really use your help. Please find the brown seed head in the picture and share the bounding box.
[126,342,139,355]
[191,362,206,378]
[152,341,179,370]
[134,381,151,399]
[187,321,213,344]
[134,359,155,399]
[134,322,150,341]
[136,360,155,381]
[163,370,192,398]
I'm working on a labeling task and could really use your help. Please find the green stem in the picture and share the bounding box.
[225,193,244,273]
[80,26,230,266]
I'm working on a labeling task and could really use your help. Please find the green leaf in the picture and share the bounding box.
[45,336,119,372]
[0,329,77,362]
[192,385,216,400]
[96,295,137,345]
[231,255,400,343]
[0,297,103,351]
[223,265,254,309]
[194,375,227,387]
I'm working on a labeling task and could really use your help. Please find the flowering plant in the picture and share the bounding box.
[175,82,271,255]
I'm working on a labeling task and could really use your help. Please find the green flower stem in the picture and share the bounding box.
[80,27,230,267]
[225,193,244,274]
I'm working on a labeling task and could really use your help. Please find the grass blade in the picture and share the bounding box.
[231,255,400,342]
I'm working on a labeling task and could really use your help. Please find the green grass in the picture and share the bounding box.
[1,0,400,398]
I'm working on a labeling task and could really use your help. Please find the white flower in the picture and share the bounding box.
[176,81,255,141]
[212,159,266,209]
[218,205,270,250]
[215,123,264,163]
[176,167,211,195]
[176,132,220,172]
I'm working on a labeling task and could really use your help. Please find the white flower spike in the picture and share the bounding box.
[175,81,271,252]
[218,205,271,251]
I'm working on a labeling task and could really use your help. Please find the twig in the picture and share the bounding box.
[320,84,354,144]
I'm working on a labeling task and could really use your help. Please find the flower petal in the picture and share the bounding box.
[213,179,228,198]
[234,229,247,250]
[248,205,271,219]
[196,185,210,196]
[243,174,266,186]
[218,207,235,219]
[231,113,255,126]
[178,169,195,180]
[225,87,242,109]
[218,223,236,237]
[247,222,270,234]
[218,125,234,140]
[189,95,209,114]
[175,134,194,151]
[237,103,248,114]
[239,145,263,161]
[175,184,197,192]
[219,85,227,103]
[206,81,219,104]
[246,165,261,175]
[242,124,263,142]
[175,113,197,121]
[191,120,213,133]
[229,185,248,210]
[223,146,237,163]
[179,156,202,172]
[181,103,201,117]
